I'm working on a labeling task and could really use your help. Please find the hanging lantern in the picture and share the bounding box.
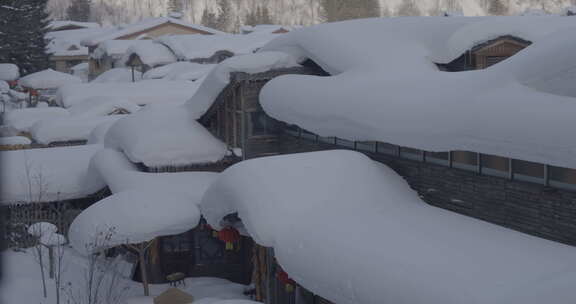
[7,80,17,88]
[218,227,240,251]
[29,89,38,97]
[276,269,296,293]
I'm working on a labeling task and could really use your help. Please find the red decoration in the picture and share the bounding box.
[218,227,240,250]
[276,269,296,292]
[7,80,17,88]
[29,89,38,97]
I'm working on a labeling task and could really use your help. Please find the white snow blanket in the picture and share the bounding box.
[91,67,143,83]
[143,62,215,81]
[3,107,70,132]
[90,148,218,197]
[30,115,123,144]
[57,79,199,108]
[122,42,177,67]
[259,16,576,169]
[201,150,576,304]
[0,145,105,204]
[67,97,140,116]
[69,189,202,254]
[158,32,277,61]
[185,52,300,119]
[104,106,227,168]
[82,17,224,47]
[70,62,89,81]
[0,136,31,146]
[18,69,82,89]
[0,63,19,81]
[46,27,107,57]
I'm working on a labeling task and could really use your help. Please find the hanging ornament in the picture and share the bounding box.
[218,227,240,251]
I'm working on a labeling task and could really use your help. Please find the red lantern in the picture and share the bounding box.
[276,269,296,292]
[218,227,240,250]
[7,80,17,88]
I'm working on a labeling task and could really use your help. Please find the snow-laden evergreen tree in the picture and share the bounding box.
[66,0,91,22]
[0,0,50,75]
[488,0,509,15]
[216,0,233,32]
[201,7,219,30]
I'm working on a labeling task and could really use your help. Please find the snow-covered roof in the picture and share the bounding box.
[0,145,105,204]
[91,68,143,83]
[46,27,109,57]
[184,51,300,119]
[56,79,199,108]
[3,107,70,132]
[91,39,156,60]
[104,106,228,168]
[48,20,100,31]
[0,136,32,146]
[240,24,291,34]
[69,189,202,254]
[257,16,576,169]
[0,63,20,81]
[143,62,215,81]
[81,17,224,47]
[157,32,277,61]
[201,150,576,304]
[122,42,177,67]
[18,69,82,89]
[90,148,218,197]
[30,115,123,144]
[67,97,140,116]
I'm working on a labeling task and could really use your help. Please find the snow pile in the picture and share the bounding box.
[185,51,300,118]
[0,63,20,81]
[3,107,70,132]
[158,32,277,61]
[57,79,199,108]
[82,17,224,47]
[45,27,108,57]
[91,40,157,61]
[30,115,123,144]
[18,69,82,89]
[202,150,576,304]
[0,144,105,204]
[91,67,143,83]
[0,136,32,146]
[90,148,218,197]
[104,106,227,168]
[68,97,140,116]
[70,62,89,81]
[86,119,118,144]
[259,17,576,169]
[69,189,202,254]
[143,62,215,81]
[122,42,177,67]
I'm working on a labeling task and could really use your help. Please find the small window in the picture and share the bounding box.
[452,151,478,171]
[481,154,509,177]
[427,151,449,166]
[513,159,544,183]
[400,147,422,161]
[549,166,576,190]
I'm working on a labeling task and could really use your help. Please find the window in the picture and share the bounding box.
[481,154,509,177]
[513,159,544,183]
[452,151,478,171]
[427,151,450,166]
[549,166,576,190]
[375,142,397,155]
[249,111,281,136]
[400,147,422,161]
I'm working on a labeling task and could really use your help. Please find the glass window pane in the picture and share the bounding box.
[549,166,576,185]
[400,147,422,161]
[513,159,544,178]
[375,142,396,155]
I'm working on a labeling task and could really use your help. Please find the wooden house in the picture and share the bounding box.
[437,35,531,71]
[83,17,222,78]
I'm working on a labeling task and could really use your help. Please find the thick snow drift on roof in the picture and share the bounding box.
[91,40,157,60]
[104,106,227,168]
[18,69,82,89]
[158,32,277,61]
[68,97,140,116]
[0,145,105,204]
[0,63,20,81]
[143,62,215,81]
[0,136,32,146]
[46,27,109,57]
[69,189,201,254]
[91,68,143,83]
[260,17,576,169]
[3,107,70,132]
[82,17,224,47]
[30,115,123,144]
[241,24,291,34]
[185,52,300,119]
[202,150,576,304]
[122,42,177,67]
[57,79,199,108]
[90,149,218,199]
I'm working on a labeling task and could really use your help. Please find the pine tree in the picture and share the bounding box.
[0,0,50,75]
[488,0,509,15]
[216,0,233,32]
[168,0,183,14]
[201,8,220,30]
[67,0,91,22]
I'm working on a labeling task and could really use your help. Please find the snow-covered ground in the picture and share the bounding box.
[0,247,254,304]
